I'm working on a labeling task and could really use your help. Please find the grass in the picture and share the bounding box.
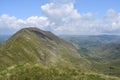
[0,63,119,80]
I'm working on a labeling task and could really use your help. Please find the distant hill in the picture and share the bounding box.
[61,35,120,45]
[63,35,120,77]
[0,35,11,40]
[0,35,10,46]
[0,39,4,46]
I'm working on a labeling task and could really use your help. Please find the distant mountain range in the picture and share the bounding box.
[0,35,11,46]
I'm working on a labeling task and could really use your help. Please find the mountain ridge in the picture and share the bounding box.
[0,27,90,70]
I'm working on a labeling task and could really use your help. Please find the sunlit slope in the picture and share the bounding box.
[0,27,89,70]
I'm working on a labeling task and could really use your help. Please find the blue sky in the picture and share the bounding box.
[1,0,119,18]
[75,0,120,16]
[0,0,120,35]
[0,0,49,18]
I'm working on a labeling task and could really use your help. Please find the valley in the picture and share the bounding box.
[62,35,120,77]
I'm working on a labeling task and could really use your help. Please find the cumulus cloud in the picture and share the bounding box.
[41,2,100,35]
[41,2,82,34]
[101,9,120,34]
[41,2,80,22]
[0,14,51,34]
[0,1,120,35]
[41,1,120,35]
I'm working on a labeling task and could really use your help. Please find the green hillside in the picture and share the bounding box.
[0,63,119,80]
[63,35,120,77]
[0,27,90,69]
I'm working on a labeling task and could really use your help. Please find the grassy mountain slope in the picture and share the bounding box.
[0,27,89,70]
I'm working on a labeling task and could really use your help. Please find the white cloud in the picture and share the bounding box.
[26,16,50,28]
[104,9,118,20]
[0,2,120,35]
[41,2,120,35]
[0,14,51,34]
[41,2,80,21]
[100,9,120,34]
[41,2,82,34]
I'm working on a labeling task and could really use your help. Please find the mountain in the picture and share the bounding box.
[0,27,89,69]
